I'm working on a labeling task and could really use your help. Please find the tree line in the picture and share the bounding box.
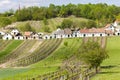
[0,3,120,28]
[12,3,120,21]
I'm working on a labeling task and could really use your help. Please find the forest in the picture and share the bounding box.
[0,3,120,28]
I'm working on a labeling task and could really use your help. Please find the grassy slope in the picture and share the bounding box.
[0,40,23,59]
[0,40,12,51]
[91,36,120,80]
[1,38,82,80]
[16,16,88,33]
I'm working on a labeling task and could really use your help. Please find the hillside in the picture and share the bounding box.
[3,16,89,33]
[0,37,107,80]
[0,38,82,80]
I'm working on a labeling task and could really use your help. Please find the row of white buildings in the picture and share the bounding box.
[0,20,120,40]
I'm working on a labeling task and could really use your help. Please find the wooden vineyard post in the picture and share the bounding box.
[79,73,83,80]
[87,75,89,80]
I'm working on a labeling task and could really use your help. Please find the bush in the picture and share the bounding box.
[43,26,50,33]
[0,17,12,27]
[86,20,97,28]
[61,19,73,29]
[64,41,68,47]
[73,20,87,29]
[43,18,48,25]
[18,22,35,32]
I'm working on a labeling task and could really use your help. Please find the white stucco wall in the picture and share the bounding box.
[11,29,19,35]
[14,36,24,40]
[3,34,12,40]
[0,32,5,35]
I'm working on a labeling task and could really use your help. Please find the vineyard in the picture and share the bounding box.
[27,37,107,80]
[11,39,62,67]
[0,37,107,80]
[0,40,23,64]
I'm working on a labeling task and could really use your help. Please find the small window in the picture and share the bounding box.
[34,37,35,39]
[14,32,16,35]
[75,34,77,37]
[61,35,62,38]
[83,34,86,37]
[54,35,56,38]
[92,34,94,37]
[12,36,14,39]
[100,34,102,36]
[18,37,20,39]
[39,37,42,39]
[118,33,120,35]
[68,35,70,37]
[6,37,8,40]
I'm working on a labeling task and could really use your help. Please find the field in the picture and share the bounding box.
[0,38,82,80]
[0,36,119,80]
[0,40,23,61]
[91,36,120,80]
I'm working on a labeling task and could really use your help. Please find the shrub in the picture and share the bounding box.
[61,19,73,29]
[18,22,35,32]
[0,17,12,27]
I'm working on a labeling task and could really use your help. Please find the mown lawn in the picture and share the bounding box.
[0,38,82,80]
[91,36,120,80]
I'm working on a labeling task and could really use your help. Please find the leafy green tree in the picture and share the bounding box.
[86,20,97,28]
[73,5,81,17]
[32,7,47,20]
[3,9,14,17]
[47,4,57,18]
[59,5,68,17]
[15,7,32,21]
[61,19,73,29]
[76,41,108,73]
[43,18,48,25]
[3,3,120,26]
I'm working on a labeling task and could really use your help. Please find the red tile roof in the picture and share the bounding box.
[64,28,72,35]
[80,28,105,33]
[105,30,114,34]
[24,32,32,36]
[80,29,89,33]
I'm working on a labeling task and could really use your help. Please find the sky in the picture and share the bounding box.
[0,0,120,13]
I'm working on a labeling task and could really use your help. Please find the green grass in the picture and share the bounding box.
[0,68,30,79]
[91,36,120,80]
[13,39,62,66]
[0,40,23,59]
[0,40,12,51]
[16,16,88,33]
[0,38,82,80]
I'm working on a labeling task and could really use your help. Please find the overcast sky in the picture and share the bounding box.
[0,0,120,13]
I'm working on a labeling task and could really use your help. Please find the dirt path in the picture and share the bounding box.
[0,40,43,68]
[100,37,107,48]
